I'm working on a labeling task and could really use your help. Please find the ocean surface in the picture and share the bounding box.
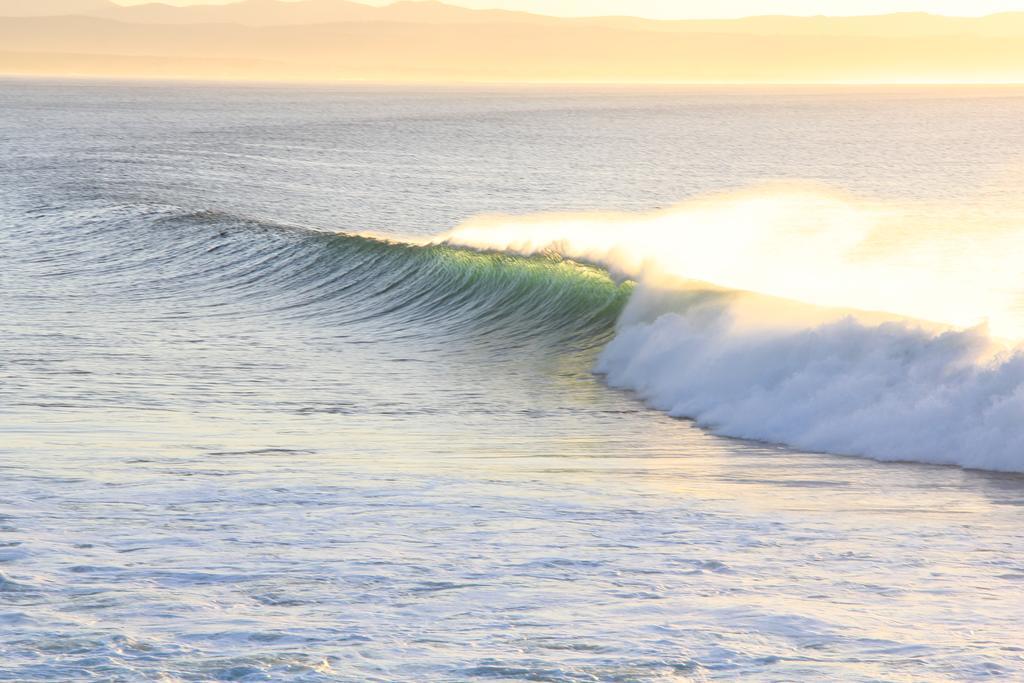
[3,79,1024,681]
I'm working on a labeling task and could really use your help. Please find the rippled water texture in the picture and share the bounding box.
[3,80,1024,681]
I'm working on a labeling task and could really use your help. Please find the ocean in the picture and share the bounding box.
[3,79,1024,681]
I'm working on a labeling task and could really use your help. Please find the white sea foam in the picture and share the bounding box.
[599,286,1024,471]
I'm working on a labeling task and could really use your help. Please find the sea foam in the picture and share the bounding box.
[598,286,1024,471]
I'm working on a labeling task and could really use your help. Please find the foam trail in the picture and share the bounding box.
[435,185,1024,471]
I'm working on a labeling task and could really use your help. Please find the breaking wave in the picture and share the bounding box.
[92,194,1024,473]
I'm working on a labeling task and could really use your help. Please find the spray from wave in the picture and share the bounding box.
[423,184,1024,472]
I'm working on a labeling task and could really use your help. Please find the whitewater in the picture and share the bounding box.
[5,80,1024,681]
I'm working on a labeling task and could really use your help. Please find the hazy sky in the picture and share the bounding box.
[112,0,1024,20]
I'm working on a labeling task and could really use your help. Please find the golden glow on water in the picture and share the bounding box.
[440,184,1024,341]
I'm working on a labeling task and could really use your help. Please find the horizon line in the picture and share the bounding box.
[8,73,1024,87]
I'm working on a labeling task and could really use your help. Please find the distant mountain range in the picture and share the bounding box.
[3,0,1024,82]
[0,0,558,25]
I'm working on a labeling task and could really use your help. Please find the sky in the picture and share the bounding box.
[111,0,1024,20]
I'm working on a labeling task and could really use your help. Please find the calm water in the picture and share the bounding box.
[3,79,1024,681]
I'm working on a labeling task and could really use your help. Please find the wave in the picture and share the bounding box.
[75,199,1024,472]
